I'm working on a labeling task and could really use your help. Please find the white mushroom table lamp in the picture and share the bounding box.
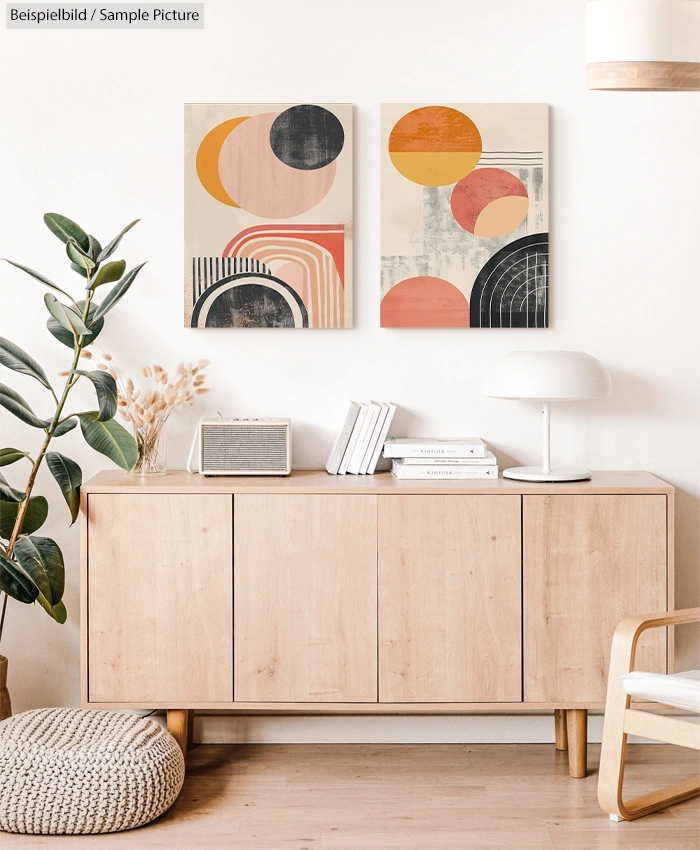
[483,350,613,482]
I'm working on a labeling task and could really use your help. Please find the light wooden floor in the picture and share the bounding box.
[2,744,698,849]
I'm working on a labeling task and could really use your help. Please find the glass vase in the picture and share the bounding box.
[130,422,167,477]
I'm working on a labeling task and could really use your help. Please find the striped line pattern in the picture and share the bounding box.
[191,256,272,306]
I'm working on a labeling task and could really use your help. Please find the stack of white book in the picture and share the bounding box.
[384,437,499,480]
[326,401,398,475]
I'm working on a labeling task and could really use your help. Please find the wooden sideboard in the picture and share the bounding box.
[80,470,673,777]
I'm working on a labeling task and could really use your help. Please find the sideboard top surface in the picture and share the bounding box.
[81,470,673,495]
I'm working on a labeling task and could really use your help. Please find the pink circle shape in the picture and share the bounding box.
[218,113,336,219]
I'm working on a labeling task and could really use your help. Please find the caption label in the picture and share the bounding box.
[6,3,204,28]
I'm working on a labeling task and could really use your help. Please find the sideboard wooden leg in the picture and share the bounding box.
[167,709,189,759]
[554,709,568,751]
[187,709,195,750]
[566,709,588,778]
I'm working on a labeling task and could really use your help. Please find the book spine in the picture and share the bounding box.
[367,403,397,474]
[347,405,380,475]
[391,462,498,480]
[359,404,389,474]
[384,445,487,458]
[338,405,367,475]
[400,454,497,466]
[325,404,360,474]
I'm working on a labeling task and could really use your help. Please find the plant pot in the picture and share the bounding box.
[0,655,11,721]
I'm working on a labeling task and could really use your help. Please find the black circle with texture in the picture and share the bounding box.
[270,105,344,171]
[191,273,309,328]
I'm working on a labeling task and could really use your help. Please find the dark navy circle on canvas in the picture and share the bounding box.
[270,105,344,171]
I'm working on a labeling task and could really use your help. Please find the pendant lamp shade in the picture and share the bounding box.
[586,0,700,91]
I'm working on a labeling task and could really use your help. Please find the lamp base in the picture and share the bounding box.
[503,466,592,483]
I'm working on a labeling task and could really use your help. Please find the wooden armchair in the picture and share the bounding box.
[598,607,700,821]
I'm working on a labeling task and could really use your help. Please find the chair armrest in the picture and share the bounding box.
[609,608,700,682]
[621,607,700,636]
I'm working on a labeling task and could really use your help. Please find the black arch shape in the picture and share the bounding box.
[190,272,309,328]
[469,233,549,329]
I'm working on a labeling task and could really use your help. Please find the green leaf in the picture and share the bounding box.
[89,260,126,290]
[37,595,67,623]
[13,535,64,606]
[0,384,50,429]
[0,472,25,502]
[43,213,90,253]
[79,412,138,471]
[88,235,102,261]
[66,239,95,271]
[71,370,117,421]
[47,300,103,348]
[0,336,52,391]
[44,294,90,338]
[53,417,77,437]
[46,451,82,524]
[97,219,140,263]
[92,262,146,322]
[0,496,48,538]
[0,550,38,604]
[70,262,88,279]
[0,448,28,467]
[2,259,75,302]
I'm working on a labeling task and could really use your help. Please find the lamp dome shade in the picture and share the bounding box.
[483,350,613,401]
[586,0,700,91]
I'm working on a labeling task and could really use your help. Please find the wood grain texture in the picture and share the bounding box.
[234,494,378,702]
[87,494,233,703]
[168,709,189,757]
[81,469,674,496]
[1,743,697,849]
[555,709,568,751]
[668,492,676,671]
[523,495,668,704]
[566,709,588,778]
[379,495,522,703]
[587,61,700,91]
[80,490,89,707]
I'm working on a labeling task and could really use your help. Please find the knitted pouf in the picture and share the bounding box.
[0,708,185,834]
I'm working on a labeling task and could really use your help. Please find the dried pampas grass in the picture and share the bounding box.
[90,351,210,474]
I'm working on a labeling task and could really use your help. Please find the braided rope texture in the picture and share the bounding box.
[0,708,185,834]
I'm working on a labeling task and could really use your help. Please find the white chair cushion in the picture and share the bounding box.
[621,670,700,713]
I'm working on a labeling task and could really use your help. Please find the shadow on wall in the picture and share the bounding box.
[604,369,698,424]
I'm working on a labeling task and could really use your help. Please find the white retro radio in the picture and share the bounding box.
[188,417,292,476]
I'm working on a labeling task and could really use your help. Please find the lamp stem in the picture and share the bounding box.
[542,400,551,473]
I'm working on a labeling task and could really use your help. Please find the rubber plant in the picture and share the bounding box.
[0,213,144,644]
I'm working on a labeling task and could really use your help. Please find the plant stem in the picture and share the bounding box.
[0,288,93,646]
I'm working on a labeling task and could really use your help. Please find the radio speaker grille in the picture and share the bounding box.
[201,423,290,474]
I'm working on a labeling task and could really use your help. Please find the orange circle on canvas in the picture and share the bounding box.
[381,276,470,328]
[388,106,482,186]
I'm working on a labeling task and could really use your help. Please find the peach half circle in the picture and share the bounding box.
[473,196,530,238]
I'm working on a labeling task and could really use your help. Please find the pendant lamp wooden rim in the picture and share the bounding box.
[586,0,700,91]
[587,60,700,91]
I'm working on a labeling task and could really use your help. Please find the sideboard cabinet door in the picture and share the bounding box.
[88,494,233,704]
[234,494,378,702]
[523,495,668,703]
[378,495,522,703]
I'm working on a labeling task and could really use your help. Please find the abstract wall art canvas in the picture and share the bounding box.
[381,104,549,328]
[185,103,352,328]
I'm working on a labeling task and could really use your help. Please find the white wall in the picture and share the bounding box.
[1,0,698,742]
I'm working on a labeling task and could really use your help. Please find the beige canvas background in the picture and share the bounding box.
[381,103,549,301]
[184,103,353,326]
